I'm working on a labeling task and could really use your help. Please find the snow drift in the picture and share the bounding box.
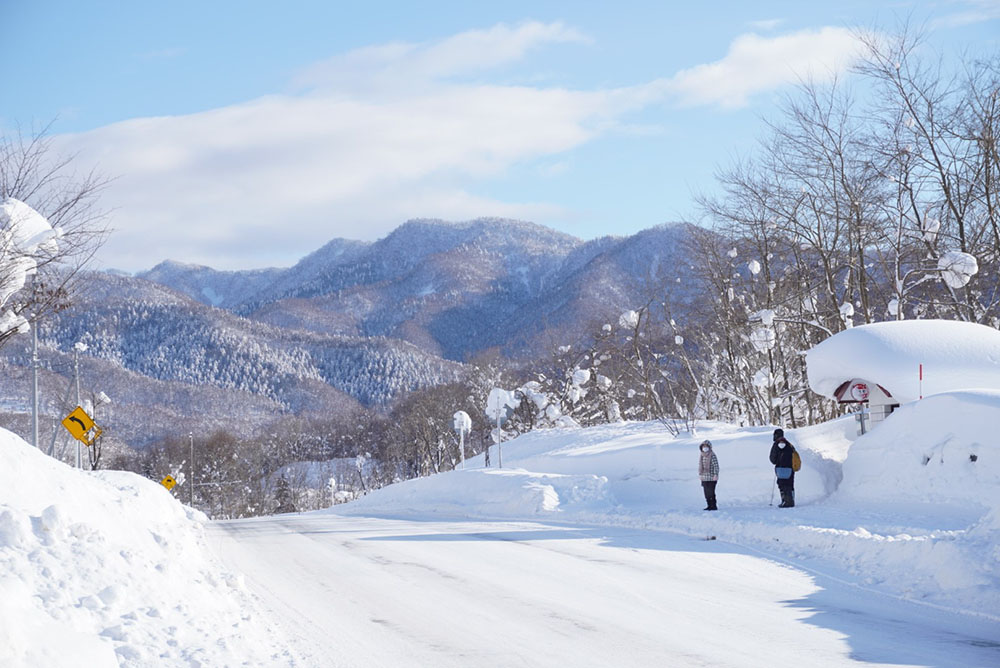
[341,420,851,520]
[0,428,296,667]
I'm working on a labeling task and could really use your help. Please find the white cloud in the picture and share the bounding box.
[54,23,865,271]
[53,21,657,271]
[932,0,1000,28]
[748,18,785,31]
[665,27,864,108]
[292,21,590,93]
[57,22,643,271]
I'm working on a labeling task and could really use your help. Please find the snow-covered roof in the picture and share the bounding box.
[806,320,1000,404]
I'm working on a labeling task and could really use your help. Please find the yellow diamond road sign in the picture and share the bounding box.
[61,406,95,443]
[161,475,177,491]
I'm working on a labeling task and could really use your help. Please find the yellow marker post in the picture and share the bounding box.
[160,475,177,490]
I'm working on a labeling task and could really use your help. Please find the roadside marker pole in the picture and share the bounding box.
[31,325,39,448]
[496,406,502,469]
[190,432,195,506]
[919,363,923,400]
[74,348,81,469]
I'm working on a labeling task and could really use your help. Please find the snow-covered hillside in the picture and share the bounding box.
[0,428,297,667]
[336,407,1000,618]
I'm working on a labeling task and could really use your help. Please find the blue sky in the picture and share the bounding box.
[3,1,999,271]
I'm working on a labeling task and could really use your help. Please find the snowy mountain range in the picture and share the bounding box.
[0,218,702,447]
[138,218,700,360]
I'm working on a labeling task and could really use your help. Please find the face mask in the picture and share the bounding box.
[778,442,786,449]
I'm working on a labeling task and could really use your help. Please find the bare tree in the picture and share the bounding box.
[0,124,109,347]
[856,27,1000,322]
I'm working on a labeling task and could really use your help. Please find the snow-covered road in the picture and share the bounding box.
[208,514,1000,668]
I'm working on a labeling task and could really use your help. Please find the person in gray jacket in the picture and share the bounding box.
[698,440,719,511]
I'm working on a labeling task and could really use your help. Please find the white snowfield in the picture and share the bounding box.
[3,383,1000,664]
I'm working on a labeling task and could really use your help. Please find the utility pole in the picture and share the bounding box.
[47,374,75,457]
[74,345,82,469]
[486,389,509,469]
[189,431,195,506]
[459,428,465,469]
[31,324,39,448]
[496,404,503,469]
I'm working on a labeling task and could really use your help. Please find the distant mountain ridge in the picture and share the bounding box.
[139,218,700,360]
[0,218,703,449]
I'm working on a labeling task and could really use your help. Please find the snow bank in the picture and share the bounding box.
[812,390,1000,609]
[338,421,845,521]
[837,389,1000,509]
[806,320,1000,403]
[509,419,850,508]
[0,428,296,667]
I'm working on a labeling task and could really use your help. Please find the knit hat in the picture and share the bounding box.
[773,428,784,441]
[700,440,711,449]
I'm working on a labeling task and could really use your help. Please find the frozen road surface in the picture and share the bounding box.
[209,514,1000,668]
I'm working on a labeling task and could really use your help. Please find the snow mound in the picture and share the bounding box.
[837,389,1000,508]
[0,428,295,667]
[338,420,846,516]
[807,320,1000,403]
[498,420,843,508]
[828,390,1000,605]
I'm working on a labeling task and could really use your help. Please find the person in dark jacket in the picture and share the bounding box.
[698,440,719,510]
[769,428,797,508]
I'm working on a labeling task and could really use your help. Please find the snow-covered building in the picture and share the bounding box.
[806,320,1000,431]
